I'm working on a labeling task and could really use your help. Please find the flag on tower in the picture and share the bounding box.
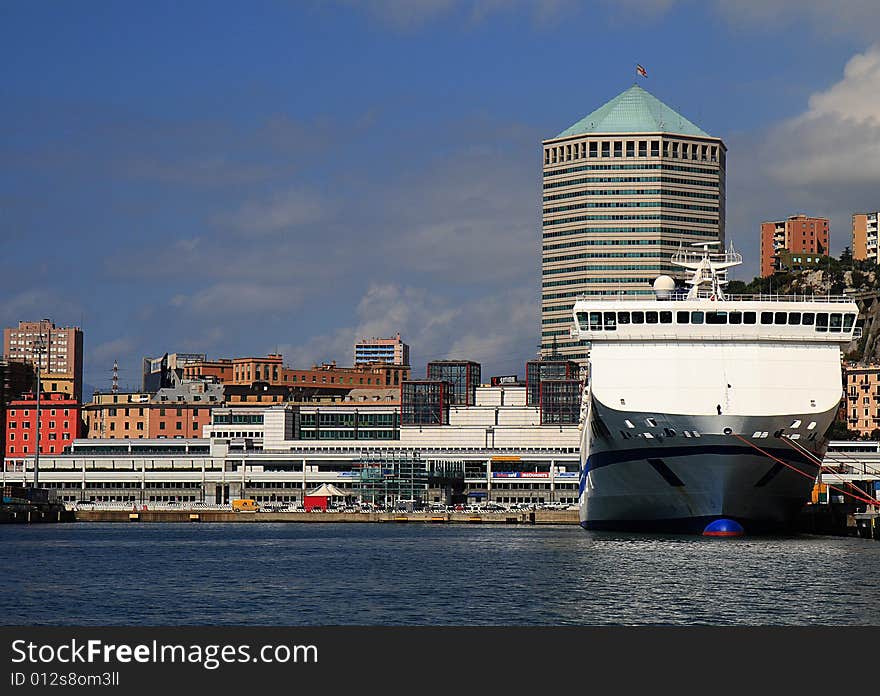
[636,64,647,78]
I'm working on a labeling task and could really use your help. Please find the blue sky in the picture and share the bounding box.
[3,0,880,391]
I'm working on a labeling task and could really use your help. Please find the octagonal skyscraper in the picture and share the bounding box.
[540,85,726,364]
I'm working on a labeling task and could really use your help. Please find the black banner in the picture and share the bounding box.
[1,626,876,693]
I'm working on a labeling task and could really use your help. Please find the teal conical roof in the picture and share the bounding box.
[556,85,709,139]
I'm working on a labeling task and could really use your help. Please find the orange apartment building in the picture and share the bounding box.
[852,212,879,263]
[760,215,829,277]
[82,393,215,439]
[83,375,222,439]
[182,355,410,391]
[844,363,880,436]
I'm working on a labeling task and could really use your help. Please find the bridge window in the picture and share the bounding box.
[774,312,787,324]
[645,311,658,324]
[631,311,644,324]
[589,312,602,330]
[830,313,842,332]
[788,312,801,325]
[744,312,757,324]
[706,311,727,325]
[576,312,588,330]
[604,312,617,330]
[617,312,630,324]
[691,311,704,324]
[676,311,690,324]
[844,313,856,330]
[761,312,773,325]
[802,312,815,325]
[816,313,828,332]
[729,311,742,325]
[660,311,672,323]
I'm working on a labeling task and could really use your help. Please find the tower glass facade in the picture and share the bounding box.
[541,86,726,364]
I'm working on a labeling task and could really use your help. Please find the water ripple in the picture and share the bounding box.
[1,524,878,625]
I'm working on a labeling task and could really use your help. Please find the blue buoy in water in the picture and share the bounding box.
[703,518,745,537]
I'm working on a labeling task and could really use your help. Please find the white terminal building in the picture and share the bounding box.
[1,384,582,507]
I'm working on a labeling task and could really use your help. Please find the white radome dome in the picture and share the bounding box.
[653,275,675,299]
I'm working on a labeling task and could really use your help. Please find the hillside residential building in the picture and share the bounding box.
[760,215,829,277]
[844,363,880,436]
[852,212,879,264]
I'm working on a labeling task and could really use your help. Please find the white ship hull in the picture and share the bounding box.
[572,245,858,534]
[578,396,835,533]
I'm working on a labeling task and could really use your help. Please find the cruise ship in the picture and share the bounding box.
[574,244,860,534]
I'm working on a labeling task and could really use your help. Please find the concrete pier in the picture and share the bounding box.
[0,506,76,523]
[75,509,579,525]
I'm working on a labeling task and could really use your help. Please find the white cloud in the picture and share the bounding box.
[337,0,577,29]
[170,282,305,315]
[279,282,537,377]
[762,44,880,187]
[0,290,82,332]
[215,187,326,235]
[721,43,880,276]
[86,337,136,367]
[712,0,880,39]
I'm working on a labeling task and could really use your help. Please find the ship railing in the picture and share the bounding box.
[572,332,858,341]
[575,291,857,303]
[670,249,743,266]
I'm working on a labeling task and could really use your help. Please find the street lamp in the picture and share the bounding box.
[31,336,46,489]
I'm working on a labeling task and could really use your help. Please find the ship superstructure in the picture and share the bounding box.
[573,243,859,533]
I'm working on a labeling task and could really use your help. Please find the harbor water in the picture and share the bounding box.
[1,523,879,625]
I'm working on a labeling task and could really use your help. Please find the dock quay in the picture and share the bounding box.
[0,505,75,523]
[74,509,579,524]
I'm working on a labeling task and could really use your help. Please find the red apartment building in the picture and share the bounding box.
[5,392,83,457]
[760,215,829,277]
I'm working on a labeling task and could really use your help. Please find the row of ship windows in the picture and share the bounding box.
[577,310,858,331]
